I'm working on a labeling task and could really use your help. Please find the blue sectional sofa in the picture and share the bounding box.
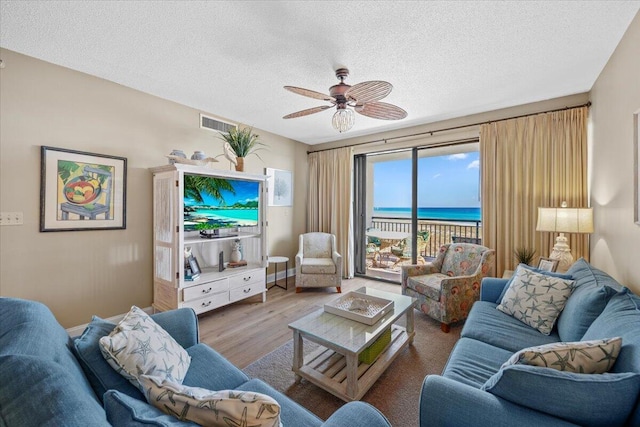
[420,258,640,427]
[0,297,391,427]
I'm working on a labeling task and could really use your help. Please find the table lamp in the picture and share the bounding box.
[536,201,594,272]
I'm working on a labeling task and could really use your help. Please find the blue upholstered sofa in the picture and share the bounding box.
[0,298,391,427]
[419,258,640,427]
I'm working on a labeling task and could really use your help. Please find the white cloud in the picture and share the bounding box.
[448,153,467,160]
[433,173,441,179]
[467,160,480,169]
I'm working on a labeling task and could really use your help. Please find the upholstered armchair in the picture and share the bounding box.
[295,232,342,293]
[401,243,495,332]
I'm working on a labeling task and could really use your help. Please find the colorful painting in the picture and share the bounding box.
[40,146,127,231]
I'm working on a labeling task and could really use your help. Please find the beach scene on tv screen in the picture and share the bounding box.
[184,175,259,231]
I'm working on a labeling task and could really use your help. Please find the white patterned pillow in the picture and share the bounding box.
[99,306,191,391]
[502,337,622,374]
[139,375,281,427]
[497,266,575,334]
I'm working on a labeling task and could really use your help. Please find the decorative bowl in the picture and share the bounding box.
[63,176,102,205]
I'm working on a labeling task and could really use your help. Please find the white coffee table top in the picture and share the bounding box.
[288,287,415,353]
[268,256,289,263]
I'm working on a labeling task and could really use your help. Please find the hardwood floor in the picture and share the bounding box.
[196,276,401,369]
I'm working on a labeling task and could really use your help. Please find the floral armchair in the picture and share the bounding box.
[401,243,495,332]
[295,232,342,293]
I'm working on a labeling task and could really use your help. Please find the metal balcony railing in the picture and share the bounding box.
[370,216,482,259]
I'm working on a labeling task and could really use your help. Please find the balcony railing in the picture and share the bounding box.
[370,216,482,259]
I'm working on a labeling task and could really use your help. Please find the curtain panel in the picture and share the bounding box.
[307,147,354,278]
[480,106,589,276]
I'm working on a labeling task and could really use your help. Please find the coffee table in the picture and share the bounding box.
[288,287,416,401]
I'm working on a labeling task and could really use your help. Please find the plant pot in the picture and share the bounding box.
[235,157,245,172]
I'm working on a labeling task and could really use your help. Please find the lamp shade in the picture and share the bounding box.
[536,205,594,234]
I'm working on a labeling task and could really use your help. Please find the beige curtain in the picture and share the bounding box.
[480,106,589,276]
[307,147,354,278]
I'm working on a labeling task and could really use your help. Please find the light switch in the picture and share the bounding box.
[0,212,24,226]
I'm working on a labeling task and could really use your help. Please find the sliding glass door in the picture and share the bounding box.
[354,142,480,282]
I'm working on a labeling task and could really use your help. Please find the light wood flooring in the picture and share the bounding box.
[196,276,401,369]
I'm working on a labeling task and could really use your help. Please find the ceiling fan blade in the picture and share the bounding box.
[284,86,336,102]
[346,81,393,103]
[355,102,408,120]
[283,105,332,119]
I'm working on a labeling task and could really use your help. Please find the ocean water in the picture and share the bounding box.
[373,207,481,221]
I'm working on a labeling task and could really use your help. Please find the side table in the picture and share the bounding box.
[267,256,289,290]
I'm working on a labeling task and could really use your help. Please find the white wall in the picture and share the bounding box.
[590,12,640,293]
[0,48,308,327]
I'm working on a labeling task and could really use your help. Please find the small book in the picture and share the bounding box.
[227,260,248,268]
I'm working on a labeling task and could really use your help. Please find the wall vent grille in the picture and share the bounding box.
[200,114,236,133]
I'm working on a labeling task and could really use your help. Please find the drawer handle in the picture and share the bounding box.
[201,301,212,307]
[244,276,252,281]
[243,288,251,293]
[202,287,212,294]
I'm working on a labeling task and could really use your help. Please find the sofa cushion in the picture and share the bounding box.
[0,354,111,427]
[301,257,336,274]
[556,258,622,342]
[496,264,573,303]
[502,337,622,374]
[497,267,574,335]
[406,273,449,301]
[462,301,561,352]
[139,375,281,427]
[103,390,198,426]
[236,378,323,427]
[99,306,191,392]
[441,337,514,388]
[182,343,250,390]
[481,364,640,427]
[74,316,144,401]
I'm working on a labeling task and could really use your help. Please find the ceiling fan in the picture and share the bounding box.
[283,68,407,133]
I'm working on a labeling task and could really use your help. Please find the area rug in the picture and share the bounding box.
[243,314,462,426]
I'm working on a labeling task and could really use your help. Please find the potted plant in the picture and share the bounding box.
[513,247,537,266]
[217,127,265,172]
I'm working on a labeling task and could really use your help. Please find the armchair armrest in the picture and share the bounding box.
[479,277,509,302]
[332,251,343,276]
[420,376,578,427]
[322,401,391,427]
[151,308,199,348]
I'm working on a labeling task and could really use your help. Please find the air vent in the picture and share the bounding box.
[200,114,236,134]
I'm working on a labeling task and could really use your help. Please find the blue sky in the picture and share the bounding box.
[373,151,480,208]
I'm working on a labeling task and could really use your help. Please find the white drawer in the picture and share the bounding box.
[182,291,229,315]
[230,282,265,302]
[229,269,264,289]
[183,278,229,302]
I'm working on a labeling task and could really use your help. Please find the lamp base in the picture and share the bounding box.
[549,233,574,273]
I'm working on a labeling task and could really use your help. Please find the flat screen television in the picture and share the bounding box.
[183,174,260,233]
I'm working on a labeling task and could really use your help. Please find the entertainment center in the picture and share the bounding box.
[150,163,268,315]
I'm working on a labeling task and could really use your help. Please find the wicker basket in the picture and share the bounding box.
[359,328,391,364]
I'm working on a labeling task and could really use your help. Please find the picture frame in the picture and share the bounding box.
[634,109,640,225]
[537,257,559,273]
[40,146,127,231]
[265,167,293,206]
[187,254,201,276]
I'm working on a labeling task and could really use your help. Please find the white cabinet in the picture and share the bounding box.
[150,163,268,314]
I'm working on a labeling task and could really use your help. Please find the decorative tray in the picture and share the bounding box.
[166,155,219,166]
[324,291,394,325]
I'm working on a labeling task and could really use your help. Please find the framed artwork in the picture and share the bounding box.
[537,257,559,273]
[265,167,293,206]
[40,146,127,231]
[187,255,201,276]
[634,109,640,225]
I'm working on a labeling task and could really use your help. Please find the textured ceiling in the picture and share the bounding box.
[1,1,638,145]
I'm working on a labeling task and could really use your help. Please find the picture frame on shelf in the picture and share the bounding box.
[265,167,292,206]
[40,146,127,231]
[187,254,201,276]
[537,257,559,272]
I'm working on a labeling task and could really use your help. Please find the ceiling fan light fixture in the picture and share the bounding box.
[332,108,355,133]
